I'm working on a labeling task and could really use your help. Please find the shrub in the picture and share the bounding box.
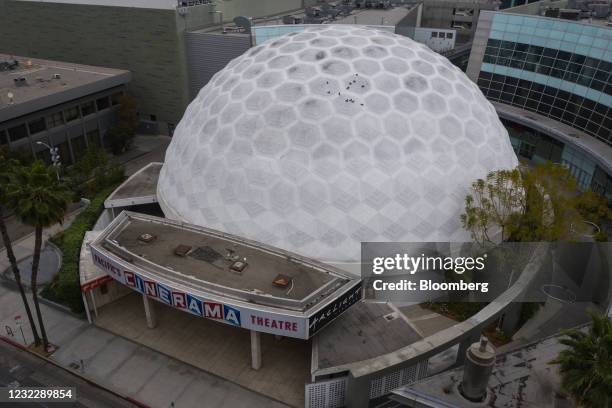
[42,184,121,312]
[65,147,125,198]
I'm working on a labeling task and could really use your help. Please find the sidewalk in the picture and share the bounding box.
[0,207,83,274]
[0,282,287,408]
[0,139,288,407]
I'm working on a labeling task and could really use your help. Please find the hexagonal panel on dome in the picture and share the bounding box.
[157,25,518,264]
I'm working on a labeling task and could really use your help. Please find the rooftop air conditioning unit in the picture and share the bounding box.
[13,77,27,86]
[53,73,61,79]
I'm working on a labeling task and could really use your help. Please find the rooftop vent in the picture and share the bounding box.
[272,274,292,287]
[460,337,496,403]
[233,16,252,32]
[13,77,27,86]
[0,59,19,71]
[174,244,192,257]
[230,260,248,273]
[52,73,61,80]
[559,8,581,20]
[138,233,157,243]
[383,312,399,321]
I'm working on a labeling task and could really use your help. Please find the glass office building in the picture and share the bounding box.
[477,12,611,144]
[466,1,612,200]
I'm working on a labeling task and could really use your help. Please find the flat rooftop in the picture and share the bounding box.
[504,0,612,27]
[196,5,416,34]
[391,332,575,407]
[92,211,356,312]
[333,6,412,26]
[105,162,162,208]
[316,302,422,371]
[14,0,183,9]
[0,54,130,122]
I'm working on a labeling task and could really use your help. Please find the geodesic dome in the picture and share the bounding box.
[157,25,518,264]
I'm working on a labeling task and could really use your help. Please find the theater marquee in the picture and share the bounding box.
[90,246,333,339]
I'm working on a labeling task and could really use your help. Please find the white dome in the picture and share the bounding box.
[157,25,518,263]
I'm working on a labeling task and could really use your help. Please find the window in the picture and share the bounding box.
[96,96,110,111]
[111,92,123,106]
[28,117,46,135]
[100,284,108,294]
[432,32,438,38]
[150,114,157,122]
[86,129,100,147]
[8,124,27,142]
[81,101,95,116]
[47,112,64,128]
[0,130,7,146]
[64,106,80,122]
[71,134,87,156]
[446,32,453,39]
[519,142,535,159]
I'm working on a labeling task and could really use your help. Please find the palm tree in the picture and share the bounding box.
[0,152,41,346]
[7,161,71,350]
[551,310,612,407]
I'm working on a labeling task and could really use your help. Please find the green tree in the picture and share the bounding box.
[7,161,72,350]
[461,167,524,244]
[0,153,41,346]
[65,146,124,196]
[106,94,139,155]
[550,310,612,407]
[461,163,610,244]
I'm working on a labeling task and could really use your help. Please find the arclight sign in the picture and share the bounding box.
[90,246,360,340]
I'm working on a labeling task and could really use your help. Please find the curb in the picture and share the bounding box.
[0,335,150,408]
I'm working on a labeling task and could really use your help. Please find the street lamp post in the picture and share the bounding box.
[36,141,60,181]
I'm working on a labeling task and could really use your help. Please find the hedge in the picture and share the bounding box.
[42,185,119,313]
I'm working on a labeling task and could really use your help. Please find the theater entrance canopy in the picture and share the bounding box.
[89,211,362,340]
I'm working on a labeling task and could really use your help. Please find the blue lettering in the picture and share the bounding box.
[223,305,241,326]
[134,274,145,293]
[186,294,202,316]
[157,284,172,305]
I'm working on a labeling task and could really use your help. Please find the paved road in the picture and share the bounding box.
[0,340,136,408]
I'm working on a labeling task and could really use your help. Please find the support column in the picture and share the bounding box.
[344,373,370,408]
[82,292,92,324]
[250,330,262,370]
[90,291,98,318]
[142,294,157,329]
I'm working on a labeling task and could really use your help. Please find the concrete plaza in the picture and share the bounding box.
[94,292,310,407]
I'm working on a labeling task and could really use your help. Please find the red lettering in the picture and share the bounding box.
[144,281,157,297]
[124,272,135,287]
[172,292,186,308]
[203,302,222,319]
